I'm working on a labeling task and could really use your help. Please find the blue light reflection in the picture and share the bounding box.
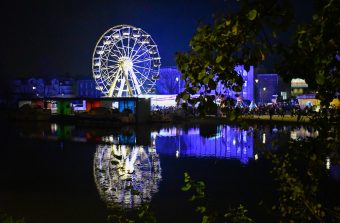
[154,125,253,164]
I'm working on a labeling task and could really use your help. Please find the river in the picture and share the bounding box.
[0,120,338,222]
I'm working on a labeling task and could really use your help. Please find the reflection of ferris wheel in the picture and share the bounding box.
[94,144,162,208]
[92,24,161,97]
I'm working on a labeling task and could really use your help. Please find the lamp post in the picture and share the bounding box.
[175,77,180,94]
[262,87,266,103]
[254,79,259,103]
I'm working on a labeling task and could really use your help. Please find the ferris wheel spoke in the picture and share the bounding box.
[110,46,124,58]
[130,40,147,59]
[126,36,131,57]
[133,58,153,64]
[132,48,150,61]
[115,46,128,56]
[132,67,153,83]
[105,59,120,65]
[118,30,128,56]
[133,64,153,71]
[102,67,119,79]
[131,47,149,61]
[128,38,139,58]
[110,40,125,56]
[105,72,119,84]
[107,52,121,60]
[102,64,120,70]
[103,65,118,78]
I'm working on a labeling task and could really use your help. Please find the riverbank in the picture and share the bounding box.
[2,108,338,126]
[239,114,310,123]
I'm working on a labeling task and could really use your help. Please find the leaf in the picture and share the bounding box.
[247,9,257,21]
[198,71,206,80]
[225,19,231,26]
[219,64,226,71]
[196,206,206,213]
[190,195,196,201]
[197,181,205,187]
[216,55,223,63]
[229,110,236,121]
[203,77,210,84]
[181,184,192,191]
[182,93,190,100]
[138,210,145,218]
[259,50,265,61]
[184,172,190,182]
[316,72,325,85]
[194,45,202,51]
[310,154,317,161]
[232,24,238,35]
[272,31,277,38]
[202,215,209,223]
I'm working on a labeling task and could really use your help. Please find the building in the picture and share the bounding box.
[156,67,182,94]
[157,65,254,101]
[255,74,278,103]
[233,65,254,101]
[291,78,309,96]
[59,79,75,96]
[9,77,76,98]
[76,79,102,98]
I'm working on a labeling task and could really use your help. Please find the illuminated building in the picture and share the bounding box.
[291,78,309,96]
[76,79,101,98]
[255,74,279,103]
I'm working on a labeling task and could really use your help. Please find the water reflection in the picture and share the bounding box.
[153,126,253,164]
[93,144,161,208]
[16,123,321,164]
[4,120,337,222]
[14,122,334,210]
[290,126,319,140]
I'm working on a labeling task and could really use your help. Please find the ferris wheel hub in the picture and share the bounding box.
[119,57,133,71]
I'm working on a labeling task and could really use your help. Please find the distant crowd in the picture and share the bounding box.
[151,100,340,122]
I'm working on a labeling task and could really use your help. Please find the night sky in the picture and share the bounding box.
[0,0,312,79]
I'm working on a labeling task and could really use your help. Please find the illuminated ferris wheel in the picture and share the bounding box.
[92,24,161,97]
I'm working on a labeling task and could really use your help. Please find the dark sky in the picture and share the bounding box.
[0,0,313,79]
[0,0,227,78]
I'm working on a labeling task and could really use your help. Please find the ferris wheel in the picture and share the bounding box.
[92,24,161,97]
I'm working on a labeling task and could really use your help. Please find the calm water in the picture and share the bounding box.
[0,120,338,222]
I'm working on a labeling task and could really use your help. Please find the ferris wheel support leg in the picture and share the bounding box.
[122,68,133,96]
[108,68,122,97]
[130,69,142,95]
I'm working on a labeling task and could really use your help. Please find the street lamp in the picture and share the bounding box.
[262,87,266,103]
[254,79,259,103]
[175,77,180,94]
